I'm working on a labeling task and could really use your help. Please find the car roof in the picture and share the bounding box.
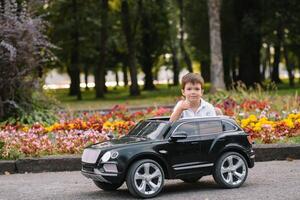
[147,115,233,123]
[148,116,170,121]
[177,115,231,122]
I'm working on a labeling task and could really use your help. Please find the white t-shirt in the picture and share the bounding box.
[174,98,216,118]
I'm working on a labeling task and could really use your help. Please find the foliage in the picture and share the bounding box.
[0,0,56,122]
[0,94,300,159]
[0,106,170,159]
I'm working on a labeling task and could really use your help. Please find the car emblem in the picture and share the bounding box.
[159,150,168,154]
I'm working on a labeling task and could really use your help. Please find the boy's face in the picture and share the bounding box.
[181,82,203,102]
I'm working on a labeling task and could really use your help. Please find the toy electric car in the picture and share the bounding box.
[81,116,255,198]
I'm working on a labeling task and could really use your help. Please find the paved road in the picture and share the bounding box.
[0,160,300,200]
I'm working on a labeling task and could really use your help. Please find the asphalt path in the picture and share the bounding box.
[0,160,300,200]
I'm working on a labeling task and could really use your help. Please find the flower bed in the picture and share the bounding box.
[0,98,299,159]
[0,105,170,159]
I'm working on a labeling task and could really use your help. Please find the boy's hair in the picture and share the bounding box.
[181,73,204,89]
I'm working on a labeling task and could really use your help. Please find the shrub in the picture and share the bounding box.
[0,0,56,123]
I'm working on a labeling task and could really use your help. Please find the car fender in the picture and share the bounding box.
[209,131,248,153]
[215,143,252,166]
[125,151,172,179]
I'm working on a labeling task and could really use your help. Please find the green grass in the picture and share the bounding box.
[253,135,300,144]
[47,82,299,111]
[47,84,182,111]
[284,135,300,144]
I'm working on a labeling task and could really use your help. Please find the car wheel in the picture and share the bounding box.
[181,176,202,183]
[93,181,123,191]
[126,159,165,198]
[213,152,248,188]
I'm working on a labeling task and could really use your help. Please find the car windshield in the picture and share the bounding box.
[127,121,168,139]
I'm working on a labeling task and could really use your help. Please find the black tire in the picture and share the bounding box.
[213,152,248,188]
[93,180,123,191]
[181,176,202,183]
[126,159,165,198]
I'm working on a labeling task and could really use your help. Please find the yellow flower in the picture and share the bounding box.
[283,119,294,128]
[249,115,257,122]
[45,126,53,132]
[252,121,261,131]
[22,126,29,132]
[287,114,296,120]
[241,119,250,128]
[68,123,75,129]
[103,121,113,129]
[82,122,87,129]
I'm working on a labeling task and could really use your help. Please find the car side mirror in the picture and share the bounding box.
[169,131,187,141]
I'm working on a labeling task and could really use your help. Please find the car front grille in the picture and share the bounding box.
[82,164,95,173]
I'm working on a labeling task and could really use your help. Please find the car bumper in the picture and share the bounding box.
[81,163,123,184]
[248,149,255,168]
[81,169,120,183]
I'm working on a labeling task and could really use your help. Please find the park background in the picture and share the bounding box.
[0,0,300,159]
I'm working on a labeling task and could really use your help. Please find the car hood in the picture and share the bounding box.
[90,136,153,150]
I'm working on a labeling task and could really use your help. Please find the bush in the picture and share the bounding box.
[0,0,56,122]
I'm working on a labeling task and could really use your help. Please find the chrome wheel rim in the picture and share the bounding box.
[134,162,163,195]
[221,155,246,186]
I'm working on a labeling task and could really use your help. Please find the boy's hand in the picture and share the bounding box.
[178,100,191,111]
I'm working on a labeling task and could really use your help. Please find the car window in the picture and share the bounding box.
[128,121,167,139]
[199,121,222,134]
[175,122,199,137]
[222,121,237,132]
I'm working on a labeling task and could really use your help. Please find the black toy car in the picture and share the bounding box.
[81,116,255,198]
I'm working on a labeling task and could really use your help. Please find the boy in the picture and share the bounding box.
[170,73,217,122]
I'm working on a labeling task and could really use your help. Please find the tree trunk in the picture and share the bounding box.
[95,0,108,98]
[121,0,140,96]
[238,35,261,87]
[69,0,81,100]
[223,52,232,89]
[115,69,119,87]
[177,0,193,73]
[200,60,210,82]
[283,45,295,87]
[0,96,3,120]
[271,25,283,83]
[171,45,180,86]
[142,61,155,90]
[261,44,270,81]
[84,65,89,91]
[122,65,128,86]
[232,56,239,82]
[207,0,225,92]
[68,66,77,96]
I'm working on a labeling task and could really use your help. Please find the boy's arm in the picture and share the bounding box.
[169,100,190,122]
[169,106,184,122]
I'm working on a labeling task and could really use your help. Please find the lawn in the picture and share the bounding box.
[48,82,299,111]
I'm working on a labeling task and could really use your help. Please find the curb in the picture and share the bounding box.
[1,144,300,174]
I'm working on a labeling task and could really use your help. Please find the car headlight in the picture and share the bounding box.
[101,151,111,162]
[111,151,119,159]
[101,151,119,162]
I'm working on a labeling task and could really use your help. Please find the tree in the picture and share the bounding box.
[120,0,140,96]
[95,0,109,98]
[207,0,225,92]
[0,0,55,121]
[230,0,261,87]
[137,0,169,90]
[177,0,193,73]
[184,0,211,82]
[165,0,181,86]
[48,0,84,99]
[70,0,82,100]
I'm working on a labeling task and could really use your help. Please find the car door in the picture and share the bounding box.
[164,121,203,172]
[197,120,223,164]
